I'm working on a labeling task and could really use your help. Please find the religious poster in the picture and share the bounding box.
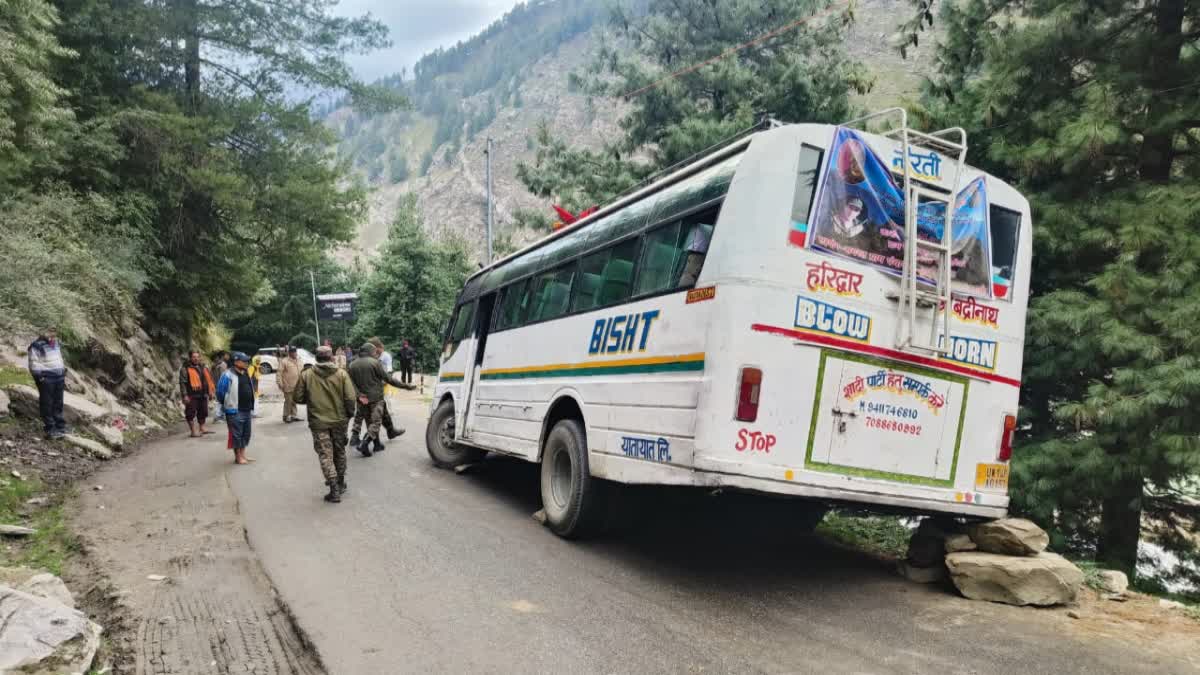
[802,127,993,298]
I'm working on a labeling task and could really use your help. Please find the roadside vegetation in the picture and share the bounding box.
[815,512,913,559]
[0,427,80,576]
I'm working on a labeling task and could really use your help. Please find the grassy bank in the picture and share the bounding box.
[0,473,79,575]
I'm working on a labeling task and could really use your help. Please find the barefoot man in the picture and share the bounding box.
[216,352,256,464]
[179,350,216,437]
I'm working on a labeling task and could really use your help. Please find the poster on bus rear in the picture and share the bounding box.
[802,127,993,298]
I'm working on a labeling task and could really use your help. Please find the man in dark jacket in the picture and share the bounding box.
[179,350,216,437]
[398,340,416,385]
[347,343,405,456]
[28,327,67,439]
[293,346,357,503]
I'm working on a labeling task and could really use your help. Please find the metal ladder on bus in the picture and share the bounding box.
[841,108,968,355]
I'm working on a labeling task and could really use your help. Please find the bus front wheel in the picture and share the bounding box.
[539,418,606,539]
[425,400,483,468]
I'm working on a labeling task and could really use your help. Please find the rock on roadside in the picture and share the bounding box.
[944,533,977,553]
[3,384,126,448]
[0,585,100,674]
[1097,570,1129,595]
[945,551,1084,606]
[64,434,114,460]
[0,567,75,608]
[0,524,37,537]
[968,518,1049,556]
[0,387,9,417]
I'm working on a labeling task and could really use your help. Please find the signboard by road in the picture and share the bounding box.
[317,292,357,321]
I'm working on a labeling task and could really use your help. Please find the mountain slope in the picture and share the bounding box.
[330,0,937,261]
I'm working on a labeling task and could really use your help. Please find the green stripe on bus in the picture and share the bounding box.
[480,359,705,381]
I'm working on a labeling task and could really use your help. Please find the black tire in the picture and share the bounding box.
[539,418,606,539]
[425,399,484,468]
[258,362,273,375]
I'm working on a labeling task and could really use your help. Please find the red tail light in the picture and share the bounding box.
[998,414,1016,462]
[736,367,762,422]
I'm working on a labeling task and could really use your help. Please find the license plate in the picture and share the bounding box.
[975,463,1009,491]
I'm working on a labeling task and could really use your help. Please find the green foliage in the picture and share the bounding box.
[519,0,871,208]
[353,194,472,372]
[227,255,361,353]
[916,0,1200,580]
[815,511,912,559]
[0,0,398,345]
[0,474,79,576]
[0,0,75,191]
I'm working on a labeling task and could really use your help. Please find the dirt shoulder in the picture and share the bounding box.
[67,412,323,674]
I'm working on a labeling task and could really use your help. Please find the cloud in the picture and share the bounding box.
[333,0,523,82]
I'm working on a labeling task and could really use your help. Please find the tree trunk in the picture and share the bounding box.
[1137,0,1185,182]
[184,0,201,112]
[1097,473,1144,577]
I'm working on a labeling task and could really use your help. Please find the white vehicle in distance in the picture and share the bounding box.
[255,347,316,374]
[430,108,1030,539]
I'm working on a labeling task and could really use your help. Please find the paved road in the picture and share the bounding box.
[228,387,1196,675]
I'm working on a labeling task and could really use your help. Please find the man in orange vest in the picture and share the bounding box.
[179,350,216,437]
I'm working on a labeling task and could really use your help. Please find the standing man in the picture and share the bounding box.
[216,352,256,465]
[28,327,67,439]
[211,351,230,422]
[398,339,416,386]
[357,340,405,446]
[179,351,216,437]
[277,346,302,422]
[293,346,356,503]
[333,345,348,370]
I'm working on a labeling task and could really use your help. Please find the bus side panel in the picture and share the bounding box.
[469,290,712,471]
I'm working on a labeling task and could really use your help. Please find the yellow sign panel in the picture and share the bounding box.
[975,463,1009,491]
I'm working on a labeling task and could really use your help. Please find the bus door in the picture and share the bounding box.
[461,292,497,438]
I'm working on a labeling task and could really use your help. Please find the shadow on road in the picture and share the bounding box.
[459,453,899,588]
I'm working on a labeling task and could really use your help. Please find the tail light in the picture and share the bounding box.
[736,367,762,422]
[998,414,1016,461]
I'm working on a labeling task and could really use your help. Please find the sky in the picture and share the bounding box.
[333,0,525,82]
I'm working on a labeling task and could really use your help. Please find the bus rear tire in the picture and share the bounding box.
[539,418,605,539]
[425,399,483,469]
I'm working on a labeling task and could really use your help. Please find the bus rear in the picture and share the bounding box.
[695,112,1030,518]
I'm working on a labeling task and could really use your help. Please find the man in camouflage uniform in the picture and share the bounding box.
[347,342,396,457]
[293,346,357,503]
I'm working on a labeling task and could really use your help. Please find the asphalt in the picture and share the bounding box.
[226,384,1197,675]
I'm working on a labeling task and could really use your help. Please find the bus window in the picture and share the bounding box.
[636,220,684,296]
[495,279,530,331]
[449,301,475,342]
[787,144,825,247]
[635,204,719,295]
[527,264,575,323]
[989,205,1021,300]
[573,238,639,312]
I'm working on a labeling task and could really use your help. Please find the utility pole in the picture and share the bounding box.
[309,271,321,346]
[484,137,494,264]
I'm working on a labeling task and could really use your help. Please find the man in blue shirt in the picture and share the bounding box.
[216,352,257,465]
[28,327,67,439]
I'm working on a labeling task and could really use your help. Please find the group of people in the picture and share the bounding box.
[176,338,415,504]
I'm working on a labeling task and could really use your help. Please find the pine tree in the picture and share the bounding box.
[916,0,1200,582]
[518,0,870,209]
[353,195,472,373]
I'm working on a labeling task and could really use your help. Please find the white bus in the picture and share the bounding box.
[427,109,1030,538]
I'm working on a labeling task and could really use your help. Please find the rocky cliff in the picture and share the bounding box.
[330,0,939,262]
